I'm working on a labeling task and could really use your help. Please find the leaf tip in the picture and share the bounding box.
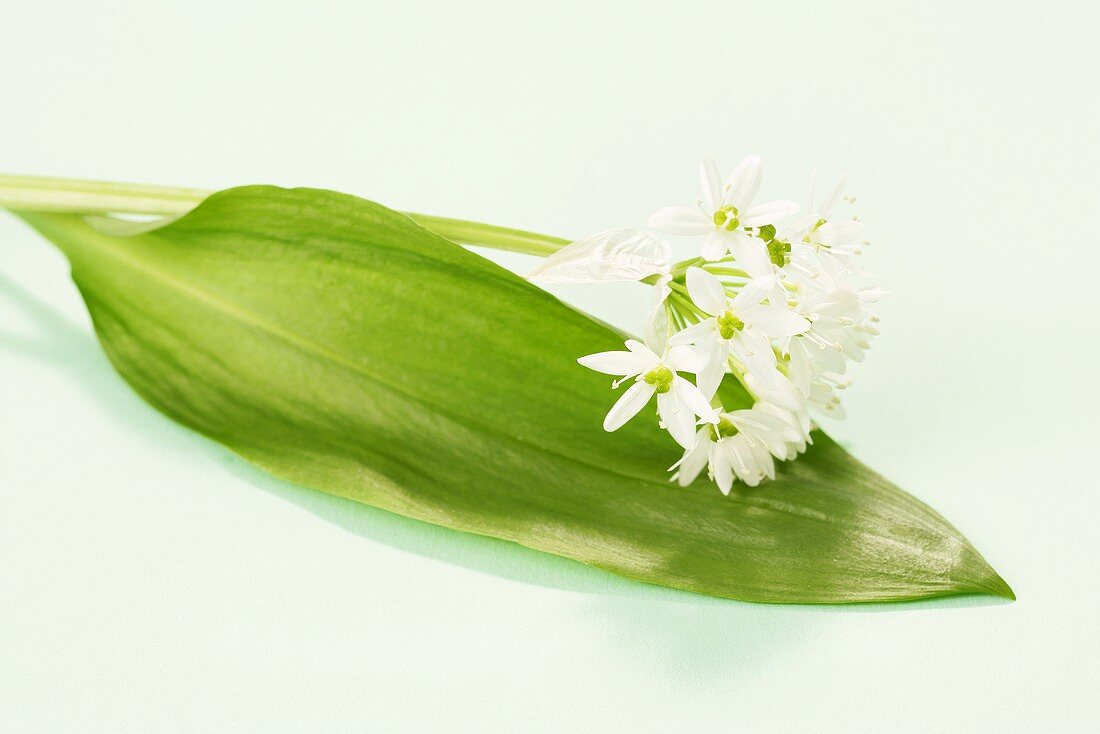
[988,572,1016,601]
[965,554,1016,602]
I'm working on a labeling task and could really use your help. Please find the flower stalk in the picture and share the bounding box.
[0,174,569,257]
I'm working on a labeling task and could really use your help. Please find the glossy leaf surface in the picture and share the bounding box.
[17,187,1013,603]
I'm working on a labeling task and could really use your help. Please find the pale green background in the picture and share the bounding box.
[1,1,1097,731]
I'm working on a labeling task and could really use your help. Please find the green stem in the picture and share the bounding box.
[0,174,209,216]
[670,257,705,278]
[403,213,569,257]
[666,300,686,332]
[667,289,707,321]
[706,267,751,278]
[0,174,570,257]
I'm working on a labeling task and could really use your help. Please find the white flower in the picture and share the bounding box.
[670,406,801,493]
[558,154,883,492]
[780,282,857,393]
[527,228,670,284]
[744,371,808,413]
[787,173,865,268]
[792,267,884,365]
[808,372,851,420]
[577,335,718,449]
[647,156,799,274]
[669,267,809,397]
[755,401,812,459]
[745,372,815,447]
[783,333,846,395]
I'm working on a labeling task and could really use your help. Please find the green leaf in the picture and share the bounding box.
[16,187,1013,603]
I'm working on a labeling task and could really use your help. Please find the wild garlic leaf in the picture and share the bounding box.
[17,187,1013,603]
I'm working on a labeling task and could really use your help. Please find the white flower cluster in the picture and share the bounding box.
[529,155,884,494]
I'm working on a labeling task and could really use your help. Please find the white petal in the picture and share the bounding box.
[700,157,722,212]
[651,272,673,307]
[667,318,718,347]
[700,230,728,261]
[727,408,801,443]
[816,220,864,246]
[784,212,818,241]
[817,174,847,217]
[622,339,663,373]
[643,308,669,357]
[742,200,800,227]
[724,155,763,210]
[685,266,728,315]
[646,206,711,236]
[527,244,601,283]
[712,443,735,495]
[527,228,671,284]
[667,344,711,374]
[756,401,812,443]
[748,438,776,480]
[603,381,655,432]
[729,274,775,312]
[816,252,852,281]
[812,339,847,375]
[745,372,806,412]
[785,338,816,395]
[725,230,773,278]
[743,305,811,338]
[577,350,650,376]
[671,376,719,423]
[815,295,862,322]
[657,389,698,449]
[729,331,779,390]
[727,436,763,486]
[644,274,674,353]
[768,279,789,307]
[696,337,729,400]
[840,335,866,362]
[674,431,712,486]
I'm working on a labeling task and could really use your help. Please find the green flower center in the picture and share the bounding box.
[708,417,739,441]
[717,310,744,340]
[643,365,674,393]
[712,205,740,232]
[767,238,791,268]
